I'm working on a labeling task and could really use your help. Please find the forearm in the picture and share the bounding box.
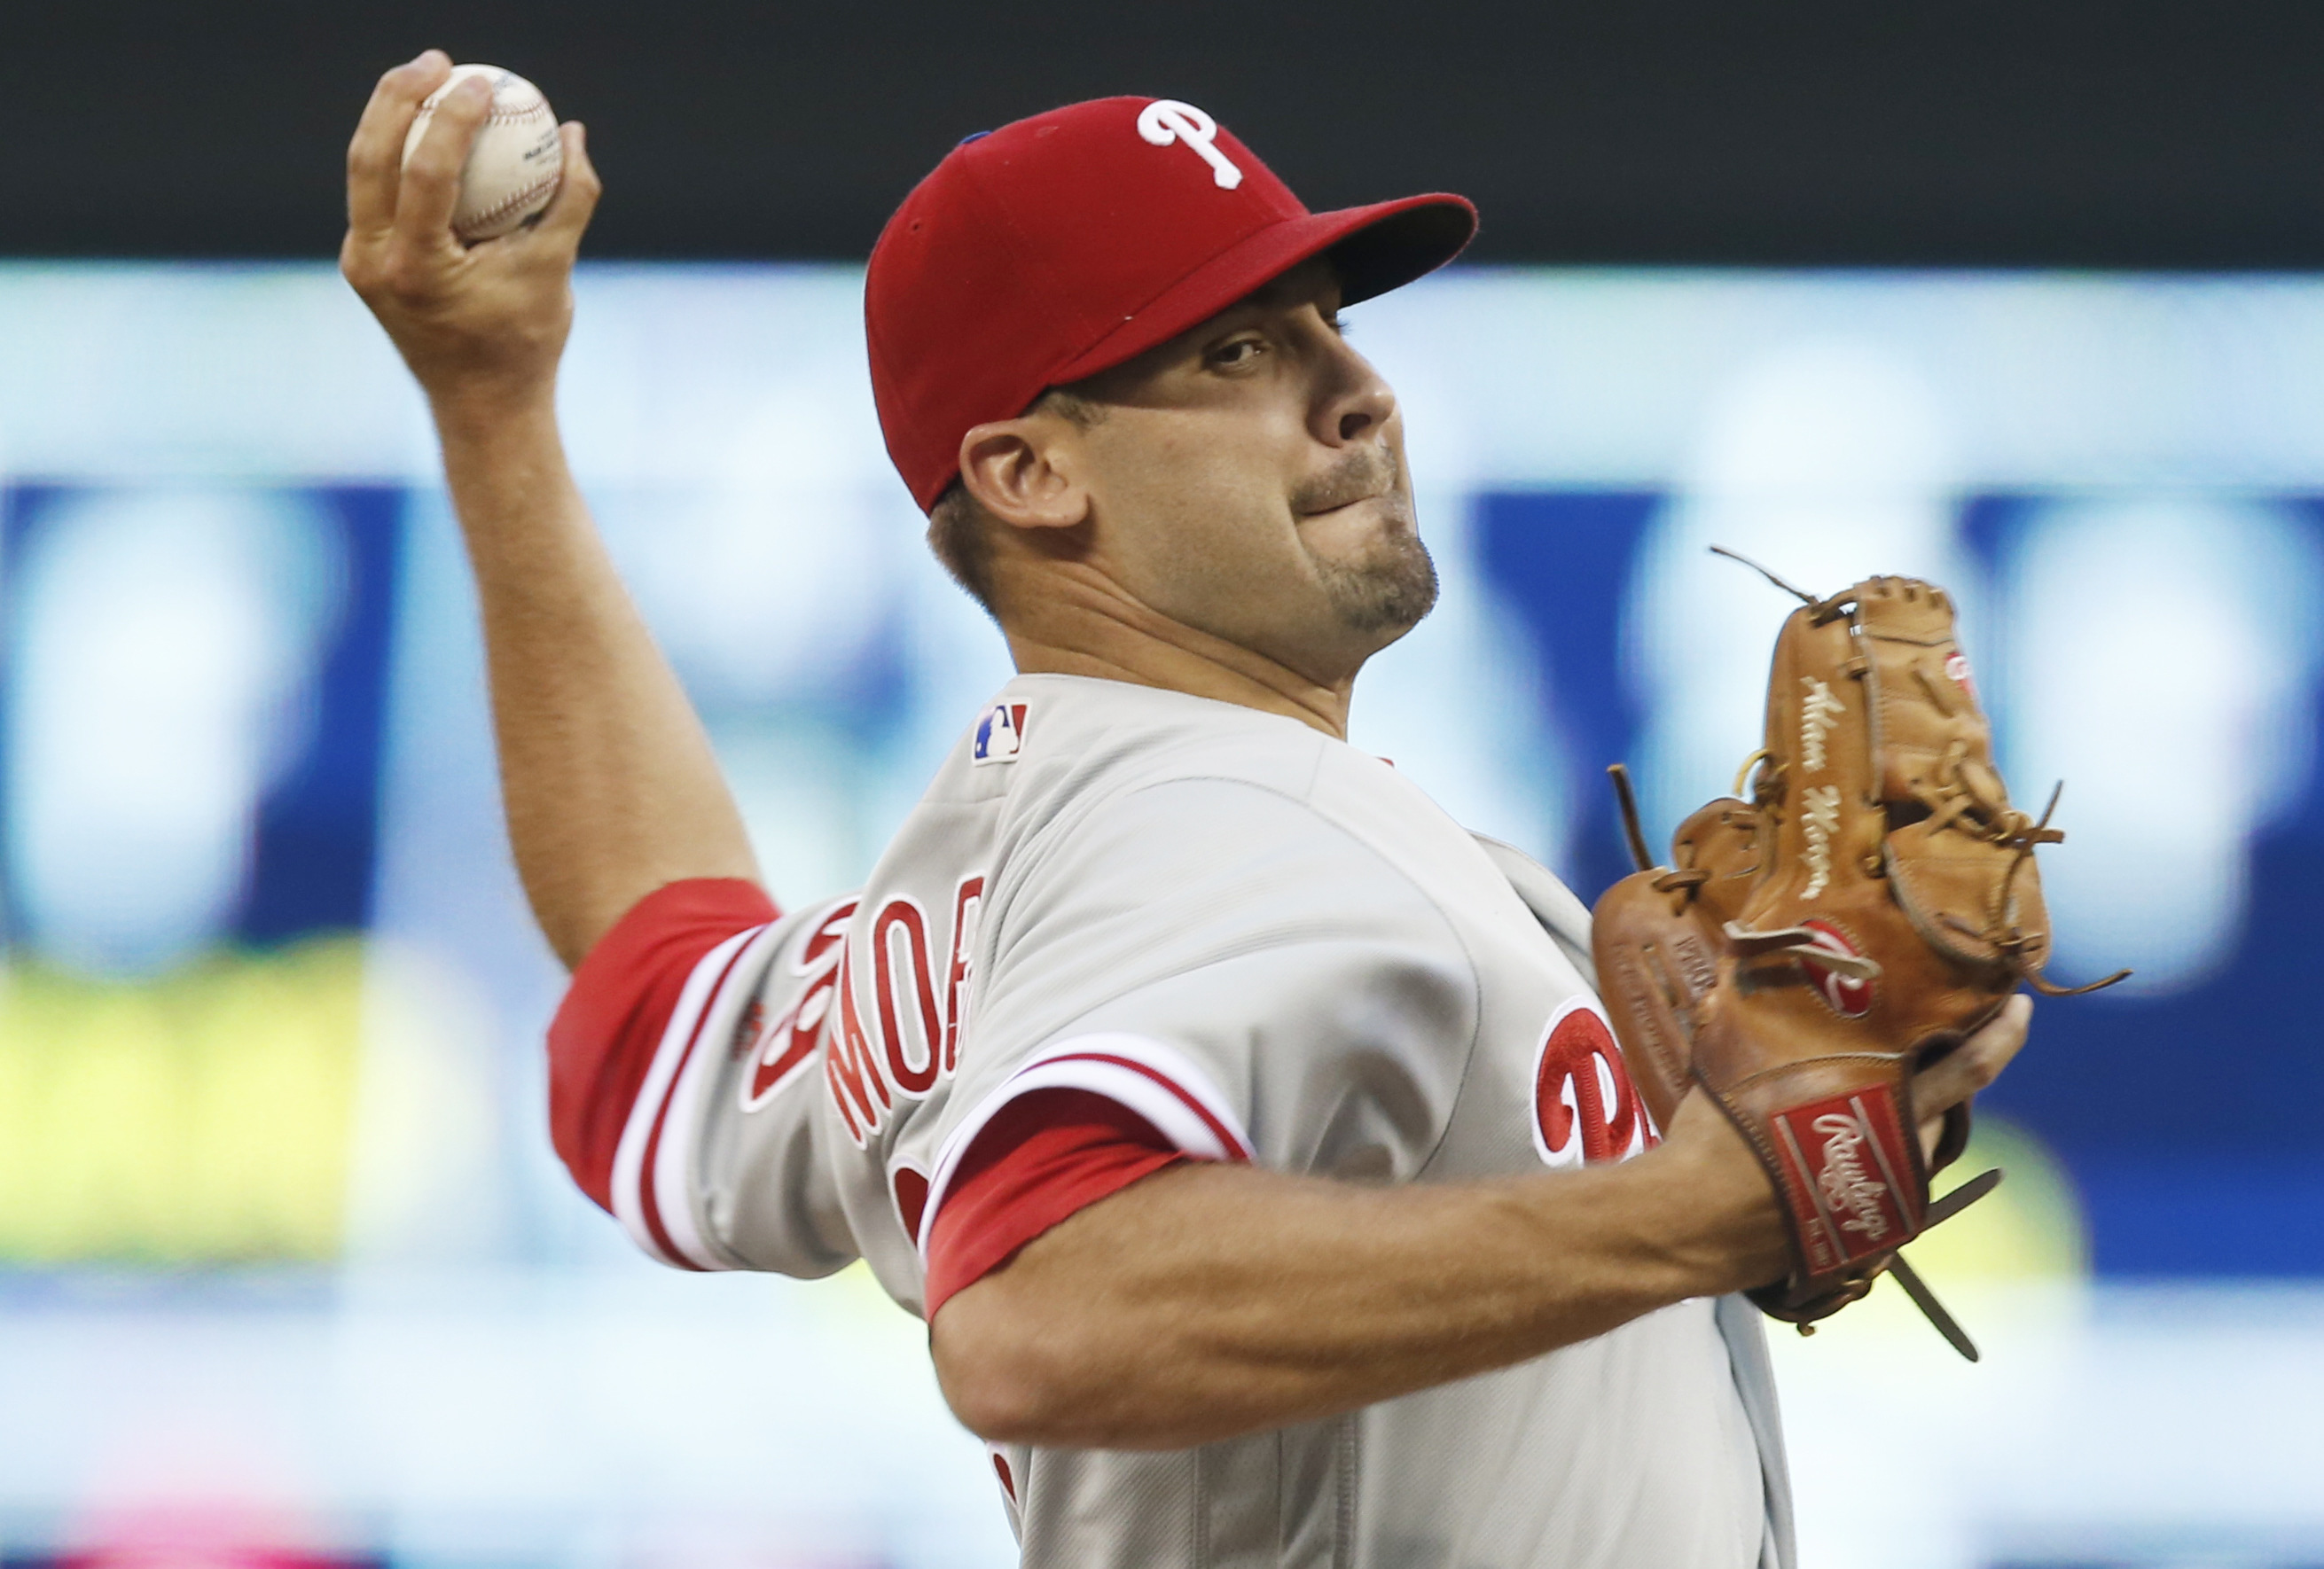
[434,388,756,965]
[932,1120,1779,1450]
[340,61,747,964]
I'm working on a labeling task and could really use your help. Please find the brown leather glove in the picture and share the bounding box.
[1593,556,2124,1355]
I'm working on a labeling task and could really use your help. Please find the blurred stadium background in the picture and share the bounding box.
[2,5,2321,1567]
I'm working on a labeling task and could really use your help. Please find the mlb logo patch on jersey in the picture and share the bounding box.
[974,701,1029,765]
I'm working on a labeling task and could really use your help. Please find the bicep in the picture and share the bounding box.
[928,1153,1545,1448]
[929,1144,1710,1451]
[928,1159,1305,1442]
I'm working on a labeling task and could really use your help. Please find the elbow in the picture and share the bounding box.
[935,1353,1052,1447]
[929,1280,1079,1444]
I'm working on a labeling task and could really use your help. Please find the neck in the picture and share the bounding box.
[998,564,1358,740]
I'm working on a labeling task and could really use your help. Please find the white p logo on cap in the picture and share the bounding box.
[1137,100,1243,190]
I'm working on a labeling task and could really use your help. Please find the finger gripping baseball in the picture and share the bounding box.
[1592,555,2128,1355]
[400,64,565,243]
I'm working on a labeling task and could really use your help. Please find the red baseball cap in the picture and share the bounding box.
[865,97,1477,511]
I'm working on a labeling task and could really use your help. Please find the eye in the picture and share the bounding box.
[1208,333,1266,370]
[1326,312,1350,338]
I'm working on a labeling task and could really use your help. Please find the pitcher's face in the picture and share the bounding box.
[1061,259,1437,683]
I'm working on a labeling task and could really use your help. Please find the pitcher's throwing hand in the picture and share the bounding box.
[341,50,599,404]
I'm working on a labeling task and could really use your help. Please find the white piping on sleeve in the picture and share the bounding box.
[651,919,789,1270]
[609,924,763,1268]
[916,1031,1252,1261]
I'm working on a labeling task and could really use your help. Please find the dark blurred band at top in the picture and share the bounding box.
[4,0,2324,267]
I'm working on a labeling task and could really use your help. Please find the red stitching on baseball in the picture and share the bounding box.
[464,172,560,230]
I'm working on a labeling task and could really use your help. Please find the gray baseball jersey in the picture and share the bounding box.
[596,673,1793,1569]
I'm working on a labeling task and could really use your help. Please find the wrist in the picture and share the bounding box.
[428,373,559,433]
[1491,1160,1714,1329]
[429,379,563,459]
[1623,1131,1788,1299]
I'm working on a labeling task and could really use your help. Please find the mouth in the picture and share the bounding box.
[1298,492,1383,519]
[1291,445,1405,520]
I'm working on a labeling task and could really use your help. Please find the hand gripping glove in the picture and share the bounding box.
[1592,552,2126,1358]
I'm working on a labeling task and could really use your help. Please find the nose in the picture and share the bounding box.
[1311,329,1397,448]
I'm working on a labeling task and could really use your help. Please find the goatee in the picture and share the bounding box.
[1314,506,1438,635]
[1294,447,1439,636]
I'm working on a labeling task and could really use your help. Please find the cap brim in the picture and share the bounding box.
[1048,192,1477,386]
[1326,195,1481,306]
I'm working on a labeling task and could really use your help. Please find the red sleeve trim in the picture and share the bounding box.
[547,878,776,1212]
[916,1033,1253,1254]
[923,1088,1198,1315]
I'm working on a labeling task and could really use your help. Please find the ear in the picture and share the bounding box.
[957,416,1091,532]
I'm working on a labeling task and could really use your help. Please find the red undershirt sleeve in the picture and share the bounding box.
[546,877,778,1212]
[923,1088,1201,1315]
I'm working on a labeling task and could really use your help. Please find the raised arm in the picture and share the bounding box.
[933,995,2028,1450]
[340,52,758,966]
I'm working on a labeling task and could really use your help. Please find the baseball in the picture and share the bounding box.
[401,64,563,243]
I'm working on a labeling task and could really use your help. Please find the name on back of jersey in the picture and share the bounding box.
[733,875,987,1147]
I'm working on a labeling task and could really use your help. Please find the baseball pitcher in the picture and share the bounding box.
[342,55,2030,1569]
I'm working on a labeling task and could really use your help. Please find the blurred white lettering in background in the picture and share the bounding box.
[1618,339,2324,995]
[5,488,345,977]
[1629,339,1973,841]
[2001,495,2324,989]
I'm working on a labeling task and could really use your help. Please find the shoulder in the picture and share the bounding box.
[1021,764,1451,929]
[993,674,1333,807]
[880,675,1333,873]
[948,678,1481,943]
[977,767,1482,1057]
[1468,834,1592,943]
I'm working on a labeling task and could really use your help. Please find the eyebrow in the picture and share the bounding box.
[1242,263,1340,312]
[1177,266,1342,356]
[1201,284,1340,344]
